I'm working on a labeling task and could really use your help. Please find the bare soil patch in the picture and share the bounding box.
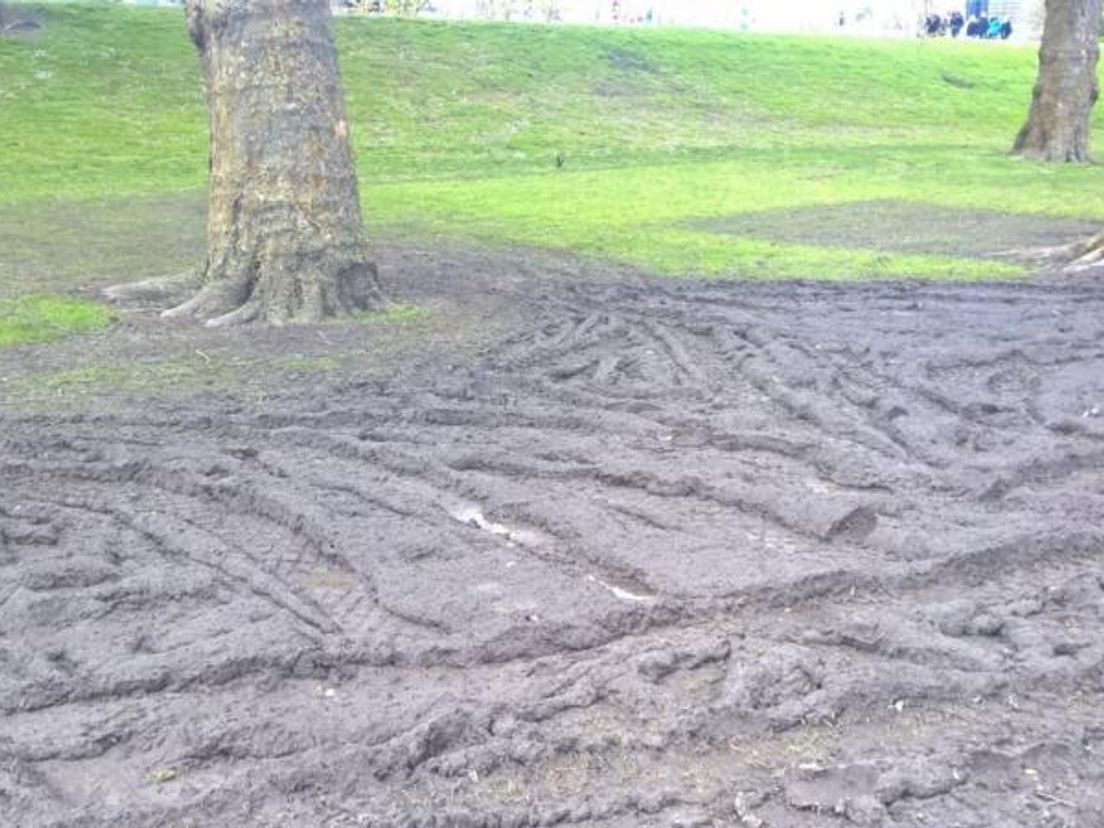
[0,11,42,38]
[699,200,1102,260]
[3,244,1104,825]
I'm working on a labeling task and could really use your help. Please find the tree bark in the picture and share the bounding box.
[1012,0,1102,163]
[170,0,383,326]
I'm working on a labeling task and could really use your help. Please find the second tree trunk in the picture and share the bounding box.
[1013,0,1102,162]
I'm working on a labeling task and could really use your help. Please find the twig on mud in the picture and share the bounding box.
[1035,790,1075,808]
[195,350,211,365]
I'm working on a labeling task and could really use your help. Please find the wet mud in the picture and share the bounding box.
[3,274,1104,826]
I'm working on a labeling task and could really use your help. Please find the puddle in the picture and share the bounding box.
[448,502,544,547]
[587,573,657,603]
[449,502,656,603]
[451,505,512,536]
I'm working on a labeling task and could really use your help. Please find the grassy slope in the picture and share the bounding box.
[3,2,1104,283]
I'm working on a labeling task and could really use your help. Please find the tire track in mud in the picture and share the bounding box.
[2,277,1104,826]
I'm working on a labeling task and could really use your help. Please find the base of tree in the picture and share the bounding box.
[159,254,384,327]
[1011,138,1092,163]
[104,258,385,327]
[1011,147,1093,163]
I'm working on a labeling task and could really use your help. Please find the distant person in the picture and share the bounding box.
[1000,19,1012,38]
[949,10,964,36]
[986,15,1003,38]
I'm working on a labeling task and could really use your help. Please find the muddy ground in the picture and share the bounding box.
[3,214,1104,826]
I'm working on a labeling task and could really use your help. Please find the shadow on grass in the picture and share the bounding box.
[695,200,1100,260]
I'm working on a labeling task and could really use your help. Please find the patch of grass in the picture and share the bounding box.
[272,353,344,374]
[40,361,179,389]
[3,5,1104,280]
[11,350,256,405]
[18,350,363,400]
[0,194,205,300]
[0,294,114,346]
[28,357,216,394]
[355,303,431,324]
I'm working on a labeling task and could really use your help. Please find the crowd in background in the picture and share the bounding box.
[333,0,1026,41]
[922,9,1013,38]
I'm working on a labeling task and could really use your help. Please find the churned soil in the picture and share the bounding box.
[2,245,1104,826]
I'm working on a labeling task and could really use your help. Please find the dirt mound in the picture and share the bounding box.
[3,275,1104,826]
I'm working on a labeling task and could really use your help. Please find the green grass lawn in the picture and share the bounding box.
[2,1,1104,297]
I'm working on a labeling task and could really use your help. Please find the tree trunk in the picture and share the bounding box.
[170,0,383,326]
[1012,0,1102,162]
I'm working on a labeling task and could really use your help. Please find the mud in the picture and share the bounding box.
[3,271,1104,827]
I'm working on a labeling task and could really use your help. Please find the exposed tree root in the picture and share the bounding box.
[161,275,250,323]
[205,300,261,328]
[1066,232,1104,271]
[158,256,384,326]
[102,272,199,307]
[998,230,1104,273]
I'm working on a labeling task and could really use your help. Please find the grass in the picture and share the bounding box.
[356,303,431,324]
[30,357,220,391]
[12,348,365,401]
[0,294,114,346]
[3,1,1104,289]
